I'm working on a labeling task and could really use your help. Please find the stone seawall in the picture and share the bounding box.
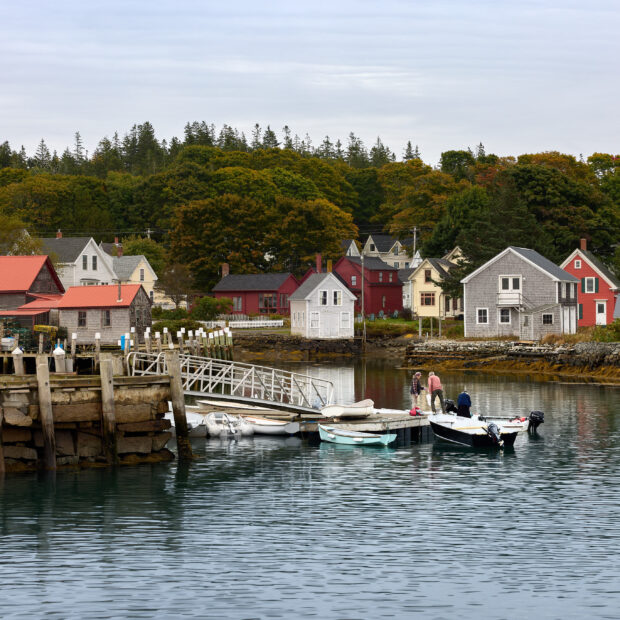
[404,340,620,380]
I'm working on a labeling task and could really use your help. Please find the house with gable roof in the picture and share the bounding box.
[289,272,356,339]
[560,238,620,326]
[112,255,158,304]
[362,234,413,269]
[41,233,116,289]
[461,247,579,340]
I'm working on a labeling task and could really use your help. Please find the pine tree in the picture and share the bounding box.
[0,141,11,168]
[475,142,485,160]
[282,125,293,149]
[346,133,369,168]
[262,125,279,148]
[73,131,85,163]
[251,123,262,150]
[33,139,52,169]
[318,136,334,159]
[403,141,415,161]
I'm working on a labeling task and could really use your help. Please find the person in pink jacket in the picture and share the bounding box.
[427,371,446,414]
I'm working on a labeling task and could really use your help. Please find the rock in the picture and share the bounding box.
[53,403,101,422]
[152,432,173,452]
[117,419,171,433]
[114,404,153,424]
[3,445,38,460]
[55,430,75,456]
[57,456,79,466]
[2,407,33,427]
[117,435,152,454]
[77,432,102,458]
[2,427,32,443]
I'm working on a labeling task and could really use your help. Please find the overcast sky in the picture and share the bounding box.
[1,0,618,165]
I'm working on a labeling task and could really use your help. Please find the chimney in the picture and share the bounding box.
[327,259,332,272]
[117,244,123,257]
[221,263,230,278]
[56,230,62,239]
[315,253,322,273]
[580,238,587,251]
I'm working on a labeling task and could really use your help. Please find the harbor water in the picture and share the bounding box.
[1,359,619,619]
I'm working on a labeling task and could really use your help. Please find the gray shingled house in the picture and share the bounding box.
[461,247,579,340]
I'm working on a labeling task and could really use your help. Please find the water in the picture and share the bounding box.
[1,360,619,619]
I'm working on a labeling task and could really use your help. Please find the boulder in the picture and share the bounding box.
[3,445,37,460]
[2,407,33,427]
[77,432,102,458]
[55,430,75,456]
[117,435,152,454]
[2,427,32,443]
[152,432,173,452]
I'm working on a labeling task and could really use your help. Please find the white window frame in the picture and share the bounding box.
[379,272,383,282]
[389,273,393,282]
[92,255,97,271]
[476,307,489,324]
[333,290,342,306]
[351,275,357,287]
[499,275,521,292]
[340,312,350,328]
[542,313,553,325]
[584,277,595,293]
[574,259,581,269]
[319,290,328,306]
[310,312,319,329]
[140,268,145,282]
[82,255,87,270]
[498,308,511,324]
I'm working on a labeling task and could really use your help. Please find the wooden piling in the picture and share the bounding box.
[38,333,44,354]
[99,353,118,463]
[36,355,57,470]
[53,346,66,373]
[164,350,193,461]
[12,348,24,375]
[0,407,5,476]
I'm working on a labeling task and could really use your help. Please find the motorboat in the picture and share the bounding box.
[205,412,254,438]
[428,413,523,448]
[443,399,544,433]
[320,399,375,418]
[165,406,209,438]
[241,415,300,435]
[318,424,397,446]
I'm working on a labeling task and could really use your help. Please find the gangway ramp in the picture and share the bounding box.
[127,352,334,414]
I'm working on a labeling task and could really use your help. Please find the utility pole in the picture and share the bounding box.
[146,227,152,239]
[412,226,417,256]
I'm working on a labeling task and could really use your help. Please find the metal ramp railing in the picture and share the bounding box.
[127,352,334,412]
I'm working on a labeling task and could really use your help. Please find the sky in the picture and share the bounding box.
[1,0,619,165]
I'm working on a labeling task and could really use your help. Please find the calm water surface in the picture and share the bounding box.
[1,359,619,619]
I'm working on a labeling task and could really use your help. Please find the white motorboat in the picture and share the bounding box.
[428,413,520,448]
[205,412,254,438]
[241,415,300,435]
[320,399,375,418]
[165,409,209,438]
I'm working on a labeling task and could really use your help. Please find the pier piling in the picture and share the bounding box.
[99,353,118,464]
[36,355,57,470]
[164,350,193,461]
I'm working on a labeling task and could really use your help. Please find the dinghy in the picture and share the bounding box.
[318,424,397,446]
[165,407,209,438]
[205,412,254,438]
[320,399,375,418]
[242,415,300,435]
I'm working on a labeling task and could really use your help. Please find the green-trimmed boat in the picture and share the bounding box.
[318,424,397,446]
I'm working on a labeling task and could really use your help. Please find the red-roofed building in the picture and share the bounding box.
[0,256,64,311]
[57,284,151,344]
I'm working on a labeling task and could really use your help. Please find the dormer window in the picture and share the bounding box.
[369,244,375,252]
[393,246,398,255]
[575,259,581,269]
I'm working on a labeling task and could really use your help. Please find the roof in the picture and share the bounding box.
[345,256,398,271]
[397,268,415,283]
[212,273,295,292]
[57,284,143,309]
[20,295,63,310]
[0,256,64,293]
[40,237,92,263]
[462,247,579,284]
[100,242,120,256]
[113,255,147,281]
[427,258,452,279]
[0,309,49,317]
[289,273,355,301]
[367,234,397,253]
[581,250,620,289]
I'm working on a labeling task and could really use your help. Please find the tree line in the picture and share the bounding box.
[0,122,618,294]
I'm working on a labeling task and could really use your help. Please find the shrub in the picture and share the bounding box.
[400,307,412,321]
[592,319,620,343]
[151,319,202,334]
[152,307,189,320]
[190,296,232,321]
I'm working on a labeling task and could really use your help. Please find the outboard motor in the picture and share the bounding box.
[528,411,544,433]
[486,422,503,446]
[445,399,458,414]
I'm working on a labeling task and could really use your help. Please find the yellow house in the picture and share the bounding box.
[408,248,463,319]
[113,255,158,303]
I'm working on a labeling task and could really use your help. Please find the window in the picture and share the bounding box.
[574,259,581,269]
[333,290,342,306]
[369,244,375,252]
[389,273,393,282]
[542,313,553,325]
[78,311,87,327]
[310,312,319,329]
[258,293,277,312]
[82,255,87,270]
[103,310,111,327]
[453,297,458,311]
[393,246,398,255]
[404,262,409,268]
[379,272,383,282]
[424,269,432,283]
[445,296,451,313]
[233,296,242,311]
[319,290,328,306]
[584,277,596,293]
[351,276,357,287]
[500,276,520,291]
[140,268,145,281]
[92,255,97,271]
[420,292,435,306]
[477,308,488,324]
[499,308,511,324]
[394,262,399,269]
[149,290,154,302]
[340,312,350,328]
[279,293,289,309]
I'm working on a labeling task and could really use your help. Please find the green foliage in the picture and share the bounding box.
[151,319,202,334]
[190,296,232,320]
[151,307,189,320]
[592,320,620,343]
[121,235,167,274]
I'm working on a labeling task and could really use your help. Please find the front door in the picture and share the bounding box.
[596,301,607,325]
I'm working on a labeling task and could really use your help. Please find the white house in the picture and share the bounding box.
[41,234,116,290]
[289,272,356,339]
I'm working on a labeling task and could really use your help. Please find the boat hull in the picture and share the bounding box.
[320,399,375,418]
[318,425,396,446]
[429,420,518,448]
[242,416,300,435]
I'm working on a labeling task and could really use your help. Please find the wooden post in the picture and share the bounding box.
[36,355,56,470]
[163,328,169,346]
[439,317,442,338]
[53,345,66,373]
[418,318,422,339]
[164,350,193,461]
[155,332,162,354]
[0,407,5,476]
[99,353,118,464]
[94,332,101,367]
[70,333,77,360]
[144,332,151,353]
[177,331,184,354]
[38,333,44,354]
[12,347,24,375]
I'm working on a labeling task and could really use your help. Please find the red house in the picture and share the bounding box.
[560,239,620,326]
[332,256,402,317]
[212,268,299,315]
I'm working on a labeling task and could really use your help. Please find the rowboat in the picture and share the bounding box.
[205,412,254,438]
[242,415,300,435]
[318,424,397,446]
[320,399,375,418]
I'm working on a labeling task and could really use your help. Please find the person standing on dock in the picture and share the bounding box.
[427,371,446,414]
[457,389,472,418]
[410,371,424,409]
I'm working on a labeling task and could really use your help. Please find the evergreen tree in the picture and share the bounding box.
[369,137,391,167]
[318,136,334,159]
[334,139,344,160]
[262,125,279,148]
[73,131,85,165]
[346,133,369,168]
[251,123,262,150]
[282,125,293,149]
[11,146,28,169]
[33,139,52,170]
[0,141,11,168]
[475,142,485,160]
[403,141,415,161]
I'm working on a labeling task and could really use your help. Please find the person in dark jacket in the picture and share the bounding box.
[457,389,472,418]
[410,371,424,408]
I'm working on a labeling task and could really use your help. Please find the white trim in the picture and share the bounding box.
[498,274,521,292]
[340,311,351,328]
[498,308,511,324]
[560,249,619,290]
[574,259,581,269]
[319,289,328,306]
[476,307,489,324]
[333,290,342,306]
[309,311,320,329]
[463,284,467,337]
[584,277,596,293]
